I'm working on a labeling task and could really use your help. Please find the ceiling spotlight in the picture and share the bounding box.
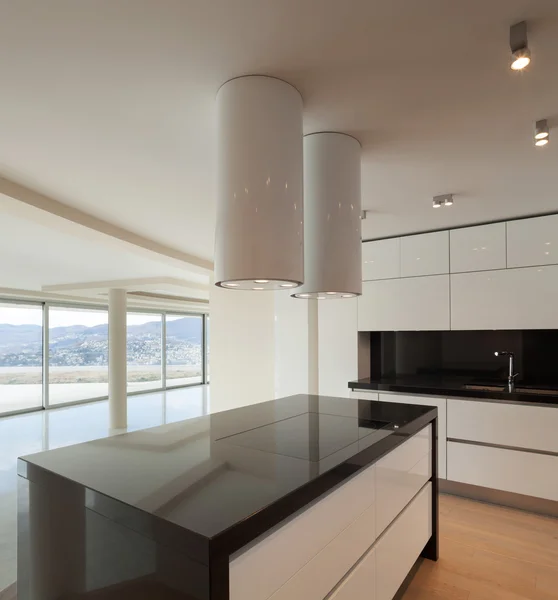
[223,282,239,287]
[534,119,549,145]
[254,280,269,284]
[510,21,530,71]
[280,283,295,288]
[433,194,454,208]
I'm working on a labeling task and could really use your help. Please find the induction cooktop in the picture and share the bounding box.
[216,413,393,462]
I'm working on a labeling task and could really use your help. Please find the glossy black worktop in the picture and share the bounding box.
[19,395,436,558]
[349,375,558,406]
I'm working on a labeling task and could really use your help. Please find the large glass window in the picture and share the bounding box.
[165,315,203,386]
[0,303,43,414]
[127,313,162,393]
[205,315,210,383]
[48,307,109,405]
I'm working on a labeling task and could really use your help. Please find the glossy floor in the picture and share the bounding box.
[0,385,210,591]
[403,494,558,599]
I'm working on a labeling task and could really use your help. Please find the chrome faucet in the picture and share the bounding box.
[494,351,518,390]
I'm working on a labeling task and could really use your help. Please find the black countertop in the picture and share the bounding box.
[349,376,558,406]
[18,394,436,564]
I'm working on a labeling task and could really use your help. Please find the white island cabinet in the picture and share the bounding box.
[230,426,433,600]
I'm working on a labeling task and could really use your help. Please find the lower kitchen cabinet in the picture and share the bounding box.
[379,393,447,479]
[447,441,558,502]
[330,483,432,600]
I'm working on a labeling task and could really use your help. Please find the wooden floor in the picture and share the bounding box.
[403,494,558,600]
[2,494,557,600]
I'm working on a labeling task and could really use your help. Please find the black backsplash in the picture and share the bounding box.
[370,330,558,384]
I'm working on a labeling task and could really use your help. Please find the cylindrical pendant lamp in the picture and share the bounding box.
[215,75,304,290]
[293,132,362,299]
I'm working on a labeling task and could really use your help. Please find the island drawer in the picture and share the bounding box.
[376,424,432,536]
[328,482,432,600]
[447,399,558,454]
[229,458,377,600]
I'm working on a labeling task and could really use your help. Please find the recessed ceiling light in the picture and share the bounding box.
[510,22,530,71]
[326,292,337,295]
[317,296,326,300]
[280,283,295,288]
[254,280,270,284]
[298,293,310,298]
[252,287,264,290]
[342,294,354,298]
[223,282,239,287]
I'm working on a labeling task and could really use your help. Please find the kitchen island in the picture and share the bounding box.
[18,394,438,600]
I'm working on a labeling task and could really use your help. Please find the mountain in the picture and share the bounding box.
[0,317,203,367]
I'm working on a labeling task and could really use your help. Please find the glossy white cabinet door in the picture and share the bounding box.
[450,266,558,330]
[447,399,558,454]
[507,214,558,268]
[447,442,558,502]
[375,483,432,600]
[375,425,431,536]
[358,276,450,331]
[362,238,401,281]
[400,231,449,277]
[379,393,446,479]
[329,548,376,600]
[450,223,506,273]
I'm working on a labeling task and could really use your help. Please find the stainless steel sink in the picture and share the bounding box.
[463,384,507,392]
[514,387,558,396]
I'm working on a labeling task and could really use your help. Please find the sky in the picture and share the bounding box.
[0,305,191,328]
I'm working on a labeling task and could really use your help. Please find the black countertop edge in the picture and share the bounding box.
[212,407,437,558]
[348,380,558,407]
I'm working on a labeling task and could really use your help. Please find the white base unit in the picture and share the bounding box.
[358,275,450,331]
[231,427,434,600]
[375,425,432,535]
[447,398,558,454]
[349,390,379,401]
[375,483,432,600]
[447,441,558,502]
[379,393,446,479]
[330,483,432,600]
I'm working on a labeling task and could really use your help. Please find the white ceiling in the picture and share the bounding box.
[1,0,558,278]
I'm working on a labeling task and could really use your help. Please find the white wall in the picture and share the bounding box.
[274,291,312,398]
[210,286,358,411]
[318,299,358,398]
[209,285,275,412]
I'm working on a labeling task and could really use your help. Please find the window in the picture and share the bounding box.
[127,313,162,393]
[48,307,109,405]
[0,303,43,414]
[205,315,210,383]
[165,315,203,386]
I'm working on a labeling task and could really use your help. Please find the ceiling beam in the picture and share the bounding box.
[0,176,214,274]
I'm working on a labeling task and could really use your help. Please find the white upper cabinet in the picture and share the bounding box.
[358,275,450,331]
[451,265,558,330]
[400,231,449,277]
[450,223,506,273]
[507,214,558,268]
[362,238,400,281]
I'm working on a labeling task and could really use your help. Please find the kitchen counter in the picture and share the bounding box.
[349,375,558,406]
[17,394,438,600]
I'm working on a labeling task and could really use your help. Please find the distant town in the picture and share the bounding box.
[0,317,203,368]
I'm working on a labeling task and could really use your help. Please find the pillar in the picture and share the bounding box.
[109,288,127,429]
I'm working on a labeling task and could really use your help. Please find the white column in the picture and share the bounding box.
[109,289,127,429]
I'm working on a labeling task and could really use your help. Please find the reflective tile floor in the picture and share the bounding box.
[0,385,210,591]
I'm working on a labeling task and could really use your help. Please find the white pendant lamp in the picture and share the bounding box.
[293,132,362,299]
[215,75,304,290]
